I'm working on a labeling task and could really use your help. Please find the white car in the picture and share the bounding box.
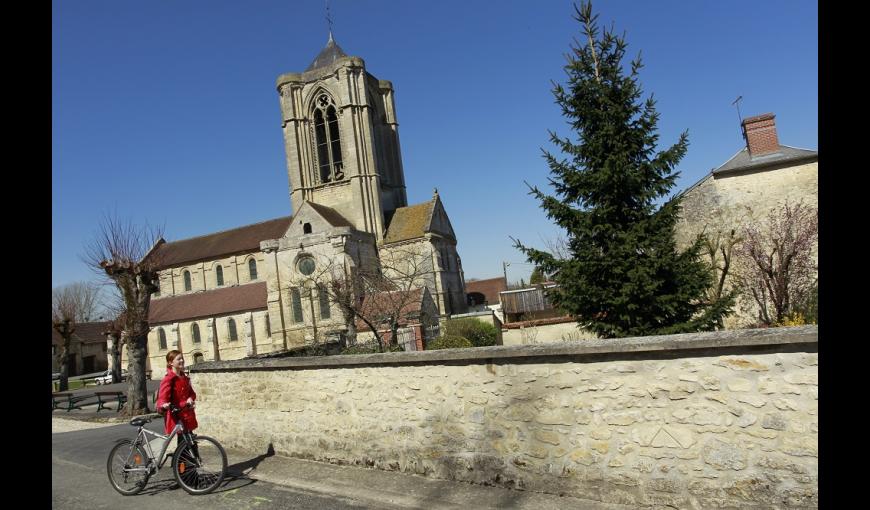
[95,370,128,385]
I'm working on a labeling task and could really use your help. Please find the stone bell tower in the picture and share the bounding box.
[276,34,408,241]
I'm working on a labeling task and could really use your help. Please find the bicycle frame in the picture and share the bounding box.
[124,421,185,474]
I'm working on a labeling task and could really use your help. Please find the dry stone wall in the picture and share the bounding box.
[192,326,817,508]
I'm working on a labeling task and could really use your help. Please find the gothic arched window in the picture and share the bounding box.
[215,265,224,287]
[158,328,167,350]
[312,93,344,184]
[183,270,192,291]
[192,323,201,344]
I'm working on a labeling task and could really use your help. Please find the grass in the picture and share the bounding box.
[52,379,93,392]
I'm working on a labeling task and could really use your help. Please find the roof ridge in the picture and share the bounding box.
[165,216,291,245]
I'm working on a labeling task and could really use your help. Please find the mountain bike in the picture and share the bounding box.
[106,404,227,495]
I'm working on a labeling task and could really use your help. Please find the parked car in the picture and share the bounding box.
[95,369,128,385]
[52,372,61,381]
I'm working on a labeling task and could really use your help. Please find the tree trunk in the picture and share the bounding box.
[109,332,123,384]
[56,346,70,392]
[125,332,150,416]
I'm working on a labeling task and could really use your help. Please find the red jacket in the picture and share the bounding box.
[156,368,198,435]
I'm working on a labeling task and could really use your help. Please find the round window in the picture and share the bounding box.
[297,256,316,275]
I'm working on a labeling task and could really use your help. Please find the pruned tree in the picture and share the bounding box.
[513,1,734,337]
[292,244,435,353]
[697,228,742,328]
[51,281,102,391]
[83,214,164,415]
[736,200,818,325]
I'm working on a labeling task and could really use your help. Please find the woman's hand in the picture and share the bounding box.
[186,397,195,409]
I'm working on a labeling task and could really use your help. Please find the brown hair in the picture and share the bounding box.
[166,350,183,368]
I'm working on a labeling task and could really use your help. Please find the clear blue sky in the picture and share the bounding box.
[53,0,817,289]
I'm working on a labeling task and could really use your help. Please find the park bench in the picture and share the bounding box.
[51,392,92,412]
[95,391,127,412]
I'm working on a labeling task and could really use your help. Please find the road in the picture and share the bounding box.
[52,421,381,509]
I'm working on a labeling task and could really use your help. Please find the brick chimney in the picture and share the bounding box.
[741,113,780,157]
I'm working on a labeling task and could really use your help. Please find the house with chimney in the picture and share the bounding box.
[674,112,818,327]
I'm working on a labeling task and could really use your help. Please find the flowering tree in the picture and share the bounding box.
[737,201,818,325]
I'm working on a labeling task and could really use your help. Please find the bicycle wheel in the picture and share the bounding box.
[107,439,151,495]
[172,435,227,495]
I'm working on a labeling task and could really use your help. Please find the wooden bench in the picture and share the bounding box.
[52,392,92,412]
[95,391,127,412]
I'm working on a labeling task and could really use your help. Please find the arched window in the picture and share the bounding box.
[265,314,271,337]
[303,222,312,234]
[183,270,192,291]
[158,328,167,350]
[312,93,344,184]
[192,323,201,344]
[248,259,258,280]
[193,352,204,365]
[215,265,224,286]
[319,289,331,320]
[227,318,238,341]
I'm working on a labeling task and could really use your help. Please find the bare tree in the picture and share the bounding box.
[736,201,818,325]
[698,228,741,328]
[83,214,164,415]
[52,282,102,391]
[292,245,435,353]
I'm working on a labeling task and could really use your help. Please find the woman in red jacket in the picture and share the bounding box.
[156,350,198,441]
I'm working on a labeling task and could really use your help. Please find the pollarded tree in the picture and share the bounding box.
[51,281,102,391]
[84,214,164,415]
[514,1,733,338]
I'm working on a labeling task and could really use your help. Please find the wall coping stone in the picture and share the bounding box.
[190,325,816,372]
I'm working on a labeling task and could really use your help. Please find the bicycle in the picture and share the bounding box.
[106,404,227,495]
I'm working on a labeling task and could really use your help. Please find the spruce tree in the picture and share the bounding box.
[515,1,733,338]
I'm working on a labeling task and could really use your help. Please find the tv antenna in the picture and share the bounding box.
[731,95,745,140]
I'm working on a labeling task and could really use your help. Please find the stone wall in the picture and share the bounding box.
[191,326,818,508]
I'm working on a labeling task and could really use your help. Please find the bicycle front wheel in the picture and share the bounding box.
[107,439,150,495]
[172,435,227,495]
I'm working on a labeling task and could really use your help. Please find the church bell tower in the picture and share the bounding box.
[276,34,408,240]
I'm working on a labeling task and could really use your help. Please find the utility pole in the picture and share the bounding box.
[503,261,510,289]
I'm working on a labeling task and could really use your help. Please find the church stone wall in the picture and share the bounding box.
[157,252,266,298]
[192,326,818,508]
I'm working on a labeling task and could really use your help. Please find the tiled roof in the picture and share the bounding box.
[713,145,817,176]
[51,321,112,346]
[149,282,267,324]
[150,217,291,269]
[465,277,507,306]
[384,200,434,244]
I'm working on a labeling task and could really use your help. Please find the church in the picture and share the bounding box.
[141,35,468,371]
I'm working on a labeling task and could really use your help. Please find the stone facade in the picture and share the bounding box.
[191,326,818,508]
[674,114,818,328]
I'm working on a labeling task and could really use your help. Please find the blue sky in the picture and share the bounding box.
[53,0,817,289]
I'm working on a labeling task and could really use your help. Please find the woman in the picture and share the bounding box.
[156,350,198,440]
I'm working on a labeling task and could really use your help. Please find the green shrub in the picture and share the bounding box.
[427,335,473,350]
[443,318,498,347]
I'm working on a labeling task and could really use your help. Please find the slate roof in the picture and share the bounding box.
[149,217,291,269]
[306,34,349,71]
[149,282,267,324]
[713,145,818,176]
[304,202,354,228]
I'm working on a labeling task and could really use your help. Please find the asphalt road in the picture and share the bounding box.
[52,421,379,509]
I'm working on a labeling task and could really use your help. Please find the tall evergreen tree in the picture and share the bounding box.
[514,2,733,338]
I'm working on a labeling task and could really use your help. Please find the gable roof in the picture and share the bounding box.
[383,193,456,244]
[51,321,112,346]
[149,282,267,324]
[713,145,818,176]
[150,217,291,269]
[301,202,354,228]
